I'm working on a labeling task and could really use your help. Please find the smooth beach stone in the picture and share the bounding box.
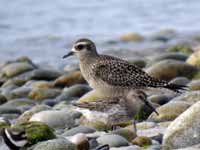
[97,134,129,147]
[162,101,200,150]
[24,80,54,89]
[110,145,142,150]
[1,79,26,88]
[187,50,200,67]
[0,94,7,104]
[16,104,51,125]
[146,60,198,81]
[173,143,200,150]
[148,94,172,105]
[132,136,152,147]
[110,128,137,142]
[29,110,75,129]
[148,101,191,122]
[32,138,76,150]
[1,98,36,112]
[54,71,86,87]
[1,85,18,98]
[0,105,21,114]
[6,87,31,100]
[171,91,200,103]
[63,125,96,136]
[56,84,91,101]
[148,53,188,66]
[145,144,162,150]
[67,133,89,150]
[120,32,144,42]
[167,45,193,55]
[28,88,61,100]
[135,122,170,139]
[29,69,62,80]
[2,62,35,77]
[169,77,190,85]
[188,80,200,91]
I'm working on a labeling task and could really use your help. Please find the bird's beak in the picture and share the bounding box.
[63,51,75,59]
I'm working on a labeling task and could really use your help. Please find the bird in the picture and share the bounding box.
[0,127,28,150]
[73,90,158,132]
[63,38,187,98]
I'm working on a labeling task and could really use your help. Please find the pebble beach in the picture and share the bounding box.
[0,30,200,150]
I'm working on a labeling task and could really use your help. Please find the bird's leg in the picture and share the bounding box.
[132,120,137,136]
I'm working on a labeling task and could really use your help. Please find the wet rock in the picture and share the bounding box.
[68,133,89,150]
[110,128,136,142]
[56,84,91,102]
[1,98,36,112]
[2,79,26,88]
[186,50,200,67]
[29,80,54,89]
[16,105,51,125]
[0,85,18,98]
[163,101,200,150]
[28,88,61,100]
[146,60,198,81]
[97,134,129,147]
[169,77,190,85]
[0,105,21,114]
[171,91,200,103]
[32,138,76,150]
[188,80,200,91]
[132,136,152,147]
[6,87,31,100]
[0,94,7,104]
[63,125,96,136]
[29,110,75,129]
[54,71,86,87]
[173,143,200,150]
[120,32,144,42]
[0,117,10,128]
[2,62,35,77]
[167,45,193,55]
[148,94,172,105]
[149,101,191,122]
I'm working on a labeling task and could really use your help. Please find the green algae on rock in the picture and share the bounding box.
[12,121,56,146]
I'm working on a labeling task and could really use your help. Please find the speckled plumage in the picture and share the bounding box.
[64,38,187,97]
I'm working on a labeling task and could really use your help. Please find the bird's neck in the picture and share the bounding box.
[79,53,99,65]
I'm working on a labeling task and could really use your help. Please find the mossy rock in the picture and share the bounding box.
[13,121,56,145]
[193,71,200,79]
[167,45,193,55]
[120,32,144,42]
[188,80,200,91]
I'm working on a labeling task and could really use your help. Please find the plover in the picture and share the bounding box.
[63,38,187,97]
[73,90,158,132]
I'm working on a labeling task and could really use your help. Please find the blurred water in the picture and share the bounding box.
[0,0,200,64]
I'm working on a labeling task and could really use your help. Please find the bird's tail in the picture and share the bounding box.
[163,83,188,93]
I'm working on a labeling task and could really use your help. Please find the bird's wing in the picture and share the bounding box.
[93,58,167,88]
[73,98,120,112]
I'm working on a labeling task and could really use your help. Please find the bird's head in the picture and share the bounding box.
[63,38,98,59]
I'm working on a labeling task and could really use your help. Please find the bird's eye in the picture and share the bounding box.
[76,44,84,50]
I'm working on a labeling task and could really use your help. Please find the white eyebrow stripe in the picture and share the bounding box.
[75,42,88,45]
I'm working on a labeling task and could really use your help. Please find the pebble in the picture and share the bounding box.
[63,125,96,136]
[97,134,129,147]
[29,110,75,129]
